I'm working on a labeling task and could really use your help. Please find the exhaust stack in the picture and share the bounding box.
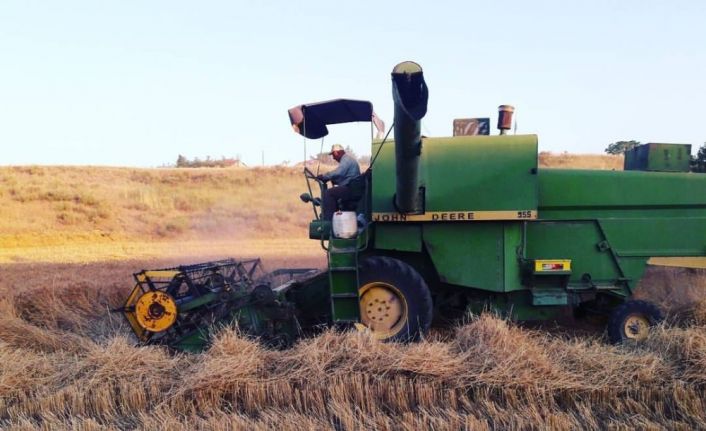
[497,105,515,135]
[391,61,429,214]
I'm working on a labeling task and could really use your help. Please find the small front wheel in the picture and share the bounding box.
[607,300,663,344]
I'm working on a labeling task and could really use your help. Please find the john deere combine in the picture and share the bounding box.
[118,61,706,350]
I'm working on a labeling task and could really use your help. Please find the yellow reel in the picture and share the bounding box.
[134,291,177,332]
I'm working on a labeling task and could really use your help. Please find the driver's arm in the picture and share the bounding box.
[319,163,345,183]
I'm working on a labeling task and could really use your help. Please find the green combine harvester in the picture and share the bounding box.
[118,61,706,351]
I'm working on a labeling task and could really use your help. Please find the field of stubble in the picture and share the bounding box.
[3,154,706,430]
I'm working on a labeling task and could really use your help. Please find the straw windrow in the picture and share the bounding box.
[2,260,706,430]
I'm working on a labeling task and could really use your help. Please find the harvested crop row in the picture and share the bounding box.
[2,261,706,430]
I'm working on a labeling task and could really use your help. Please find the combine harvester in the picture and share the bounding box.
[118,61,706,351]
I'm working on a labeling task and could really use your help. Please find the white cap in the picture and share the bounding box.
[329,144,344,154]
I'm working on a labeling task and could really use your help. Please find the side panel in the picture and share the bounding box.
[525,221,621,287]
[600,218,706,258]
[422,222,524,292]
[372,134,538,220]
[375,224,422,252]
[503,223,524,292]
[422,135,538,213]
[538,169,706,213]
[537,168,706,291]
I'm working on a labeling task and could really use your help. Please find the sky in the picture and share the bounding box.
[1,0,705,167]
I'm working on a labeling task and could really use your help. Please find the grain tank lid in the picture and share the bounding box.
[288,99,385,139]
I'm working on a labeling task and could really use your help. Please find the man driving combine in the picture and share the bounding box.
[317,144,361,220]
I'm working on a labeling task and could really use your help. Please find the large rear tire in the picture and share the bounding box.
[607,300,663,344]
[358,256,433,342]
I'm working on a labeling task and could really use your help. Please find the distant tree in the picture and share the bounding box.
[605,140,640,155]
[691,142,706,173]
[174,154,240,168]
[176,154,188,167]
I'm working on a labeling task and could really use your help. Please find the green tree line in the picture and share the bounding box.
[176,155,242,168]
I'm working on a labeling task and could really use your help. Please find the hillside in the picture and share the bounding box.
[0,165,322,263]
[0,165,310,242]
[539,151,623,170]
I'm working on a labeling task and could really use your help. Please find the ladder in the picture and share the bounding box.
[327,237,361,322]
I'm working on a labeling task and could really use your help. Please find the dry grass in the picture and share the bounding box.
[0,165,328,264]
[1,260,706,430]
[0,165,314,250]
[0,237,322,264]
[3,157,706,429]
[539,151,623,170]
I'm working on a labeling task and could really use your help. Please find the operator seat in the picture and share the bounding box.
[336,170,370,212]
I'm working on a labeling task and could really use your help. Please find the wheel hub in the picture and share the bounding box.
[623,314,650,341]
[148,302,165,318]
[359,282,408,338]
[135,291,177,332]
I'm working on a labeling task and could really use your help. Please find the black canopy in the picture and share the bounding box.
[288,99,384,139]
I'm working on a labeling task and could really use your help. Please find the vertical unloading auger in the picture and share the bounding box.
[391,61,429,214]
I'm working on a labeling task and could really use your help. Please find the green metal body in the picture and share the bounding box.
[316,134,706,322]
[624,143,692,172]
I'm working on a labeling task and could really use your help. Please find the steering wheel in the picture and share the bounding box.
[302,167,326,215]
[304,167,324,184]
